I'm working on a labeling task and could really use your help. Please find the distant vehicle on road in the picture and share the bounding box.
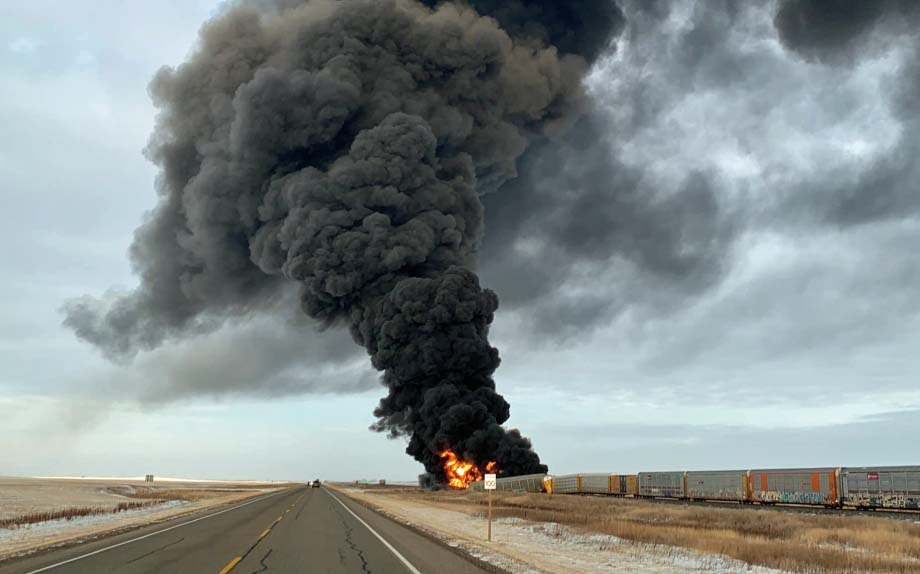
[311,479,321,488]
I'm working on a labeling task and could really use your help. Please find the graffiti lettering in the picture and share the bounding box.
[759,491,826,505]
[844,492,920,509]
[847,493,872,508]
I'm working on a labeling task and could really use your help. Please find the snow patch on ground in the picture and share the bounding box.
[0,501,188,542]
[341,489,791,574]
[0,477,280,562]
[464,517,788,574]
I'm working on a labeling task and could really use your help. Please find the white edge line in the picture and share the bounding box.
[325,489,424,574]
[22,489,290,574]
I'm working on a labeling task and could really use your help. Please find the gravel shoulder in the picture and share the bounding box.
[333,485,787,574]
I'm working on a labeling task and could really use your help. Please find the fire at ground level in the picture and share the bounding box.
[436,450,497,490]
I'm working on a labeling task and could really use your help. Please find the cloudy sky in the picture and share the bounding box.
[2,0,919,482]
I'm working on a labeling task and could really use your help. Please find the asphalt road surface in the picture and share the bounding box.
[0,486,494,574]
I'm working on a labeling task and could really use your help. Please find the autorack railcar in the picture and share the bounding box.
[542,474,639,496]
[686,470,747,503]
[578,473,614,494]
[749,468,840,507]
[469,473,546,493]
[609,474,638,496]
[840,466,920,510]
[478,466,920,512]
[638,472,686,499]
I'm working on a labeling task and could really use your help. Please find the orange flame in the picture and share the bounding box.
[440,450,497,490]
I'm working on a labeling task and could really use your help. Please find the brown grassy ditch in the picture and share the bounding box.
[373,488,920,573]
[0,501,160,529]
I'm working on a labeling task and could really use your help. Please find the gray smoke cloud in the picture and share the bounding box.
[773,0,920,226]
[476,0,749,340]
[773,0,919,64]
[478,114,735,341]
[63,0,628,479]
[63,0,920,478]
[120,314,375,403]
[481,0,920,346]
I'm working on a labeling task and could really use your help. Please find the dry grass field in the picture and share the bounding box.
[348,486,920,574]
[0,477,284,522]
[0,477,291,560]
[0,501,160,529]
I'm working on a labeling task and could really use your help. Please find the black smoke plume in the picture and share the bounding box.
[63,0,624,479]
[774,0,920,63]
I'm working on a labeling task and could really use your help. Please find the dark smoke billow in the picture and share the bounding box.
[63,0,624,480]
[773,0,920,63]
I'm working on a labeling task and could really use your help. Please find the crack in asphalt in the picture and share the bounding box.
[249,548,273,574]
[334,504,372,574]
[124,536,185,564]
[235,491,299,567]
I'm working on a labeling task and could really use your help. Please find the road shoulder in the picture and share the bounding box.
[328,485,511,574]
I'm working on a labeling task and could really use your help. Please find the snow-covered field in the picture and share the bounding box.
[0,476,280,519]
[0,477,138,519]
[0,477,282,560]
[337,487,789,574]
[0,500,189,558]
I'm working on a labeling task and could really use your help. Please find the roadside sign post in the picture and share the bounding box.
[484,473,496,542]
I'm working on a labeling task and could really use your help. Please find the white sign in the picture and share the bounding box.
[484,474,497,490]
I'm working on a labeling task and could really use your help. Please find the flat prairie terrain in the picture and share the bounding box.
[0,476,283,519]
[338,485,920,574]
[0,476,291,560]
[1,477,130,520]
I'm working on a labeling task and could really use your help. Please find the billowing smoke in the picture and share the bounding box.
[773,0,919,64]
[63,0,624,479]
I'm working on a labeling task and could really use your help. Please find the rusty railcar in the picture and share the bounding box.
[609,474,639,496]
[638,471,686,498]
[686,470,747,502]
[749,468,840,506]
[840,466,920,509]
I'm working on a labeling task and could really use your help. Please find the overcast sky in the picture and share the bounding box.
[2,0,919,482]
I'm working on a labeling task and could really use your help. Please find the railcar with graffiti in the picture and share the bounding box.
[533,465,920,511]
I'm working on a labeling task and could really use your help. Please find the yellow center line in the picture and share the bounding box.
[210,489,312,574]
[218,556,242,574]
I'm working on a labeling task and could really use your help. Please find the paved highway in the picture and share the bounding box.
[0,486,494,574]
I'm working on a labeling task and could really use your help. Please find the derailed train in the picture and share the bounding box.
[471,466,920,510]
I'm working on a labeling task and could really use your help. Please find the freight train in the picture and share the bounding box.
[470,466,920,510]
